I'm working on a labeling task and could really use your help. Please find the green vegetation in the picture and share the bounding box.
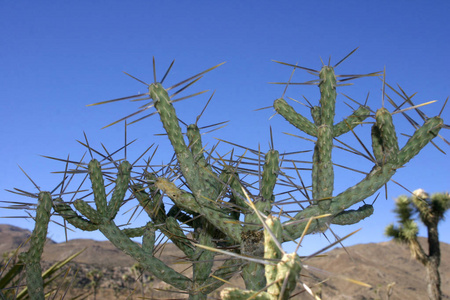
[4,50,447,299]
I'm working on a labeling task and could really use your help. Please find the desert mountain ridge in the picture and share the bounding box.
[1,223,449,299]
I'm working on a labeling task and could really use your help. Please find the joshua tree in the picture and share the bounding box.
[86,269,103,300]
[385,189,450,300]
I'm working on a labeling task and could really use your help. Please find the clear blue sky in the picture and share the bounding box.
[1,2,449,256]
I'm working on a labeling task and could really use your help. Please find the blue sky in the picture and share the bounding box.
[1,2,449,256]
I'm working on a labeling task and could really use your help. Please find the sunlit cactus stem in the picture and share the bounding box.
[19,192,52,300]
[150,82,243,245]
[221,215,302,300]
[241,149,280,290]
[314,66,337,210]
[151,83,204,195]
[88,159,108,217]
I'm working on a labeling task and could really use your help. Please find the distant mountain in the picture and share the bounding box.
[0,224,56,253]
[1,224,449,299]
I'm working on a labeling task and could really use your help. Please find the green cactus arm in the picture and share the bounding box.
[73,199,103,224]
[274,253,302,299]
[264,216,302,299]
[331,204,374,225]
[285,112,442,239]
[23,263,45,300]
[132,183,196,256]
[55,187,193,289]
[166,216,195,257]
[16,249,87,300]
[24,192,52,263]
[375,108,399,164]
[155,177,242,243]
[199,258,242,294]
[240,152,280,290]
[397,116,443,165]
[154,177,201,212]
[318,66,337,127]
[273,98,317,137]
[192,230,215,287]
[132,183,167,224]
[260,150,279,203]
[213,222,301,298]
[142,222,156,254]
[219,165,248,209]
[98,219,192,291]
[265,216,282,295]
[187,124,212,173]
[284,163,397,240]
[310,66,338,211]
[151,83,204,195]
[88,159,107,216]
[314,124,334,210]
[242,260,266,291]
[244,150,279,231]
[20,192,52,300]
[53,198,99,231]
[324,163,396,213]
[186,124,224,201]
[333,106,371,137]
[122,225,147,238]
[55,160,133,230]
[107,160,132,219]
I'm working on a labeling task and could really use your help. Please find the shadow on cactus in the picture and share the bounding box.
[4,49,448,299]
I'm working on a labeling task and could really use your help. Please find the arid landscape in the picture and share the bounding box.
[1,224,449,299]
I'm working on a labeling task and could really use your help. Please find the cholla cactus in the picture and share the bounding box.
[386,189,450,300]
[8,52,447,299]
